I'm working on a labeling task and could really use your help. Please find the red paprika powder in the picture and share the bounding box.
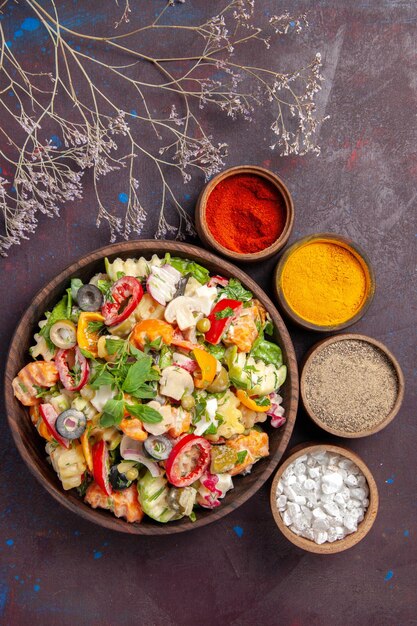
[205,174,286,254]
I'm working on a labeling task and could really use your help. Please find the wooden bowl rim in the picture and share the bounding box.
[270,442,379,554]
[195,165,294,263]
[273,232,376,332]
[5,240,299,535]
[300,333,405,438]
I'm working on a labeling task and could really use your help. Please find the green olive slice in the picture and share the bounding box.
[50,320,77,349]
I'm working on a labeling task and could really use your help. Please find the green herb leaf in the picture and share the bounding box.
[122,356,153,394]
[125,403,163,423]
[219,278,253,302]
[66,288,72,318]
[205,343,226,361]
[35,384,60,398]
[170,257,210,285]
[97,279,113,302]
[105,337,125,356]
[90,370,116,390]
[79,347,95,359]
[131,384,157,400]
[116,271,125,280]
[87,320,106,335]
[214,307,235,320]
[236,450,248,465]
[253,395,271,407]
[100,395,125,427]
[264,320,274,336]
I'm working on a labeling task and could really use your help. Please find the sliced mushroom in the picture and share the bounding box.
[164,296,207,330]
[159,365,194,401]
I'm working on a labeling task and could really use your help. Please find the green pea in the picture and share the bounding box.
[181,394,196,410]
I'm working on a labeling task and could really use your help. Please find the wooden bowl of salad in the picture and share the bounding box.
[5,241,298,534]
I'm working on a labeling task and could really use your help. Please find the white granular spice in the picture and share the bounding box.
[276,451,369,544]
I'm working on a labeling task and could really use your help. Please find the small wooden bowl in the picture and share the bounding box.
[270,443,379,554]
[273,233,375,332]
[5,240,299,535]
[195,165,294,263]
[300,334,405,438]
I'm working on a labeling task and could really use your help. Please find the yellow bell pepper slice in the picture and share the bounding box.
[77,312,105,358]
[236,389,271,413]
[193,348,217,388]
[81,431,93,472]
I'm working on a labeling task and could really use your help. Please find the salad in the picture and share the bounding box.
[12,254,287,524]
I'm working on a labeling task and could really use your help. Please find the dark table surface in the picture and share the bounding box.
[0,1,416,625]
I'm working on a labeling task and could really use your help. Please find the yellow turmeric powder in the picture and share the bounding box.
[281,241,369,326]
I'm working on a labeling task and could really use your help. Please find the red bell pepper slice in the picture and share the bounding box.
[39,403,70,449]
[92,440,112,496]
[165,434,211,487]
[205,299,243,345]
[101,276,143,326]
[56,346,89,392]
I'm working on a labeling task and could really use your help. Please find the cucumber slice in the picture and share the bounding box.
[138,471,182,523]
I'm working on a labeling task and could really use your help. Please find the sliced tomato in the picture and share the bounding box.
[101,276,143,327]
[55,346,89,392]
[92,440,112,496]
[39,403,70,448]
[165,434,211,487]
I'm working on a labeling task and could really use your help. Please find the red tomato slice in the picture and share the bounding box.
[165,434,211,487]
[39,403,70,449]
[101,276,143,326]
[92,440,112,496]
[55,346,89,392]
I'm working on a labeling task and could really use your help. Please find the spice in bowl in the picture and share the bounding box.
[275,234,374,330]
[195,166,294,262]
[205,173,286,254]
[302,336,403,437]
[276,450,370,545]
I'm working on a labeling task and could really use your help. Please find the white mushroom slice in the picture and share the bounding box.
[159,366,194,401]
[143,401,173,436]
[164,296,207,330]
[147,265,182,306]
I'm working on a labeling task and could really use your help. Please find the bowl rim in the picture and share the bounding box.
[273,232,376,332]
[270,442,379,554]
[5,240,299,535]
[300,333,405,438]
[195,165,295,262]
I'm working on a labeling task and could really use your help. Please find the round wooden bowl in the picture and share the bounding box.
[273,233,376,332]
[5,240,299,535]
[270,443,379,554]
[300,334,405,438]
[195,165,294,263]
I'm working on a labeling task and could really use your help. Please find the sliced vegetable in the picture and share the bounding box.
[92,440,112,496]
[81,431,93,472]
[197,472,233,509]
[206,366,229,393]
[137,471,181,523]
[251,338,283,367]
[101,276,143,326]
[119,417,148,441]
[193,347,217,388]
[169,257,210,285]
[164,296,207,330]
[39,403,70,448]
[146,265,181,306]
[50,320,77,349]
[55,346,90,392]
[77,284,103,312]
[130,319,174,350]
[159,366,194,401]
[165,434,211,487]
[120,435,161,477]
[208,275,229,288]
[236,389,271,413]
[267,392,286,428]
[55,409,87,440]
[77,312,105,358]
[205,299,243,345]
[143,435,173,460]
[167,486,197,516]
